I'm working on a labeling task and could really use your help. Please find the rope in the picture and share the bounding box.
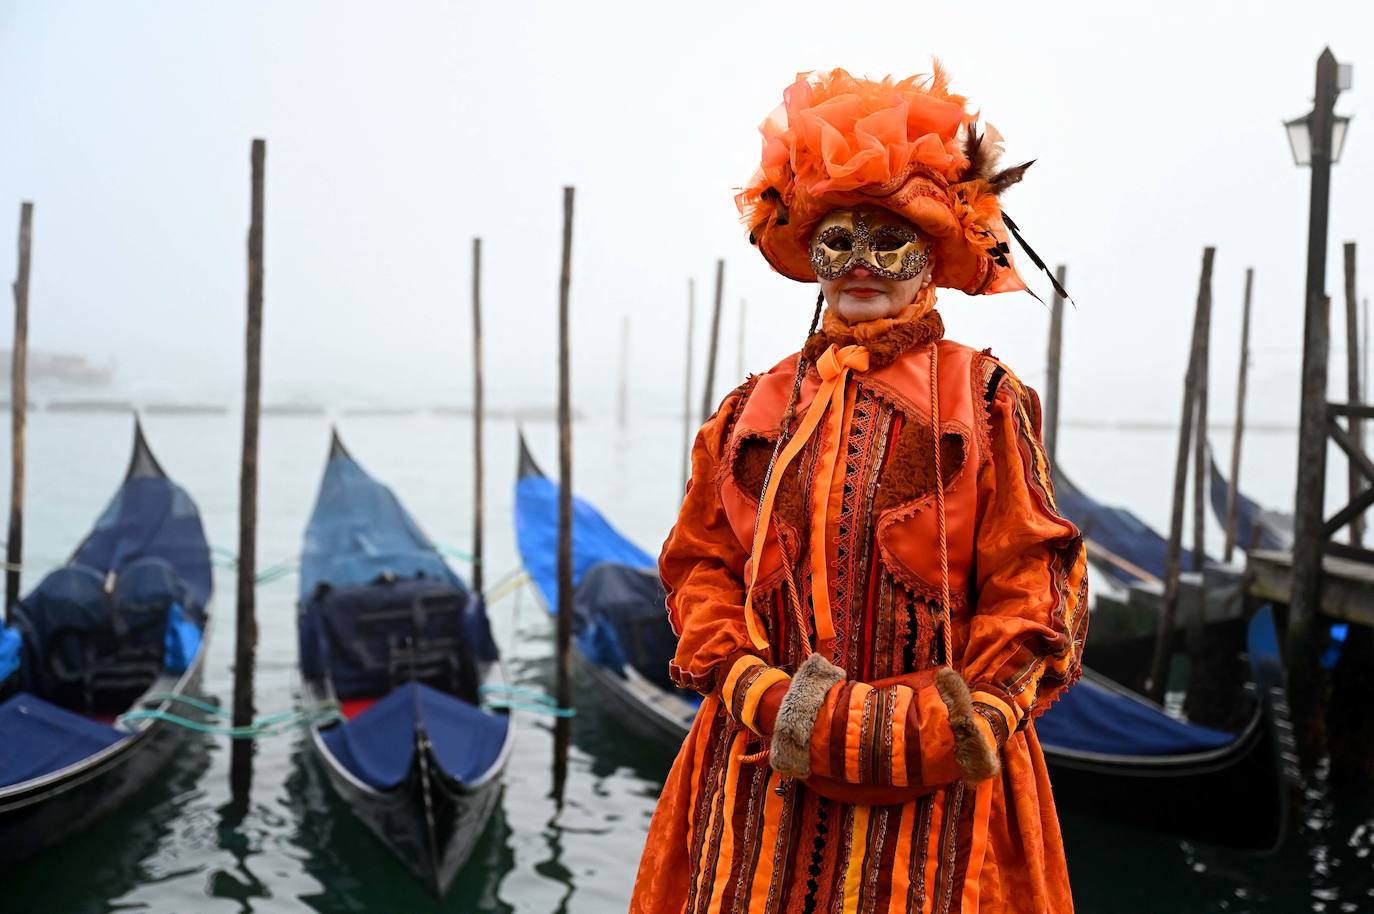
[930,341,953,667]
[118,695,343,739]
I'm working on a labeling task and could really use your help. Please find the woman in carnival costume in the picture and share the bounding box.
[631,65,1088,914]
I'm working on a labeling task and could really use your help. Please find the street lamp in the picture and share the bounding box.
[1285,112,1352,166]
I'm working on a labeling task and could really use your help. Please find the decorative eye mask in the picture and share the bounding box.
[809,208,931,282]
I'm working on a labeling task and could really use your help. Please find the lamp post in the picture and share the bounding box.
[1286,47,1352,760]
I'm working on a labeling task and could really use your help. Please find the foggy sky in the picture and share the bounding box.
[0,0,1371,426]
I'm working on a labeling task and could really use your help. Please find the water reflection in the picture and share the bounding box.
[9,731,214,914]
[281,744,516,913]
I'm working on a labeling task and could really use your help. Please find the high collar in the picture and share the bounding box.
[802,290,945,370]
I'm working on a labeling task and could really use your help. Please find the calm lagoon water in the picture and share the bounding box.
[3,408,1372,913]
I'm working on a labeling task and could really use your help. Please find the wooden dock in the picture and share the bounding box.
[1246,548,1374,628]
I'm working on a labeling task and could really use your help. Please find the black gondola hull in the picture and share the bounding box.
[573,647,695,747]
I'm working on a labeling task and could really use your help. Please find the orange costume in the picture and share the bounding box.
[631,68,1088,914]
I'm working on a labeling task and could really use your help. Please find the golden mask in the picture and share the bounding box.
[809,208,931,282]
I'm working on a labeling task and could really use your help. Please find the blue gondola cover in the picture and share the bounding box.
[301,444,496,663]
[74,475,212,610]
[1036,675,1233,756]
[321,682,508,790]
[1054,470,1203,585]
[0,693,125,788]
[514,469,655,616]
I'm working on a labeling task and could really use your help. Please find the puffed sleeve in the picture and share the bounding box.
[662,382,783,718]
[962,367,1090,746]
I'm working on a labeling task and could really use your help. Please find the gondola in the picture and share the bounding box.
[0,421,212,862]
[1038,605,1298,851]
[513,433,697,744]
[515,434,1298,850]
[297,431,512,896]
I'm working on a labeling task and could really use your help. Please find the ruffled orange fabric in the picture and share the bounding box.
[737,66,1028,296]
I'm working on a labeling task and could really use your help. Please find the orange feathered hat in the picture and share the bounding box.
[737,65,1042,297]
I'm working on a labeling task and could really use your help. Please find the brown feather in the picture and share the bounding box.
[989,159,1035,195]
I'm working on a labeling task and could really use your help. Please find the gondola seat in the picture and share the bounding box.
[11,558,200,714]
[300,576,480,704]
[574,562,676,691]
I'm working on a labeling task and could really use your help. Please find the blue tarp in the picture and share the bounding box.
[0,692,125,787]
[321,682,508,790]
[300,447,462,602]
[74,470,212,610]
[514,469,655,615]
[0,624,19,683]
[299,439,496,663]
[1054,470,1202,586]
[1036,674,1234,756]
[163,603,201,674]
[1207,455,1293,553]
[514,451,658,671]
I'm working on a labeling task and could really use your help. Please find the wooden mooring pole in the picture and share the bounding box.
[1192,259,1213,573]
[1223,268,1254,563]
[553,186,575,801]
[1044,264,1066,466]
[1145,246,1213,701]
[471,237,485,596]
[6,203,31,620]
[231,139,266,799]
[680,279,695,492]
[1345,242,1363,547]
[699,259,724,425]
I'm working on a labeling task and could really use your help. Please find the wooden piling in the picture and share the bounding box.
[1044,264,1066,466]
[553,186,575,800]
[617,316,629,429]
[1192,258,1213,573]
[680,279,695,492]
[231,139,266,798]
[1287,49,1342,765]
[1145,246,1214,701]
[736,298,747,383]
[1345,242,1363,547]
[700,259,724,425]
[471,237,485,596]
[1223,268,1254,563]
[6,203,31,619]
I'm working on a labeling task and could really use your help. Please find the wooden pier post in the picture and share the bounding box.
[553,186,575,801]
[617,316,629,429]
[471,237,485,596]
[1344,243,1363,547]
[1044,264,1067,466]
[1223,268,1254,563]
[1287,49,1342,763]
[736,298,747,383]
[6,203,31,620]
[680,279,695,492]
[1145,246,1213,701]
[231,139,266,799]
[699,259,724,424]
[1192,258,1213,573]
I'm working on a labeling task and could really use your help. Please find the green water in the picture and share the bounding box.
[3,411,1372,913]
